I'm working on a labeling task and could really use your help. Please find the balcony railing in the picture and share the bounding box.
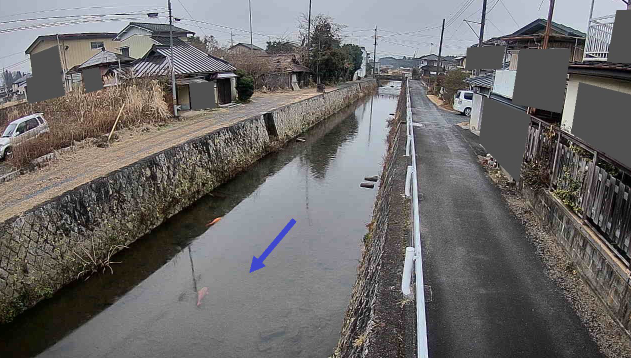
[583,14,616,61]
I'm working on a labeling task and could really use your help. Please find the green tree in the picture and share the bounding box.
[412,68,420,80]
[266,41,297,54]
[235,70,254,102]
[341,44,363,80]
[441,69,469,104]
[306,15,348,83]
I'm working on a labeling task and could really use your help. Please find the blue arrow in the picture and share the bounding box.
[250,219,296,273]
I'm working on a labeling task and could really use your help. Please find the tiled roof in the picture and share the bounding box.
[507,19,585,38]
[229,43,264,51]
[26,33,117,54]
[129,22,192,34]
[131,42,235,77]
[264,54,310,73]
[569,61,631,72]
[79,50,134,69]
[568,61,631,80]
[13,74,31,84]
[464,72,495,89]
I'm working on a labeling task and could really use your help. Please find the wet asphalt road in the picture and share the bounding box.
[409,80,603,358]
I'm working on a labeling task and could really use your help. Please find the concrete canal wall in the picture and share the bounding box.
[335,80,415,358]
[522,185,631,334]
[0,80,377,323]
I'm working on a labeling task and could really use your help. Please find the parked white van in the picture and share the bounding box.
[453,90,474,116]
[0,113,50,160]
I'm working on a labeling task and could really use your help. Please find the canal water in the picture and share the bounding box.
[0,82,400,358]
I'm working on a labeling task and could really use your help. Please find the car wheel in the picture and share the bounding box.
[464,107,472,116]
[4,147,12,159]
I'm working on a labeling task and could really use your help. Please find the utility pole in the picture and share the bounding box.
[479,0,487,48]
[249,0,254,53]
[307,0,312,52]
[436,19,445,89]
[373,26,377,76]
[168,0,178,117]
[230,31,234,47]
[542,0,555,49]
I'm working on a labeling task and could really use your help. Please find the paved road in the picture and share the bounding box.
[409,80,603,357]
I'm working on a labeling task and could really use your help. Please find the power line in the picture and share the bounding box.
[446,0,477,28]
[0,4,163,20]
[0,16,149,34]
[3,58,30,70]
[500,0,520,27]
[0,52,23,60]
[174,0,207,37]
[0,9,164,26]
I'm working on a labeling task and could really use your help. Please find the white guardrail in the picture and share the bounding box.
[401,78,429,358]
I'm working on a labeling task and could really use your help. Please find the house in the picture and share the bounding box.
[227,43,265,55]
[419,54,439,68]
[77,49,134,86]
[483,19,586,123]
[126,37,237,110]
[25,33,119,72]
[114,22,195,59]
[560,13,631,132]
[261,53,311,89]
[454,56,466,68]
[464,72,495,134]
[11,74,31,99]
[353,47,367,80]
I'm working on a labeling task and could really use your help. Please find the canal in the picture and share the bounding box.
[0,82,400,358]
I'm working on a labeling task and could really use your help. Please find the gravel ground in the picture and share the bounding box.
[0,162,13,177]
[479,156,631,358]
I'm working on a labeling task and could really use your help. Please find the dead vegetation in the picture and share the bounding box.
[72,237,129,280]
[0,79,172,169]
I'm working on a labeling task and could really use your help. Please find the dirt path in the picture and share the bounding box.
[0,88,321,221]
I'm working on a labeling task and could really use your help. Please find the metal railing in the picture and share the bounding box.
[583,14,616,61]
[401,78,429,357]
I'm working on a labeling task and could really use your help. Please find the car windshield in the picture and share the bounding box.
[1,123,16,138]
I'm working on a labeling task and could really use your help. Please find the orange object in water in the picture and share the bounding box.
[197,287,209,306]
[205,217,222,227]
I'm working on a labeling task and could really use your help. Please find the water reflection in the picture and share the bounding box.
[0,82,401,358]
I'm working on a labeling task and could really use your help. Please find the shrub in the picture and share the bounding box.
[236,74,255,102]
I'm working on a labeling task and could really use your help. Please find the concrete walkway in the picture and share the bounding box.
[0,88,324,222]
[409,80,603,357]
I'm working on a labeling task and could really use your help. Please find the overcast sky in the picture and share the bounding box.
[0,0,626,73]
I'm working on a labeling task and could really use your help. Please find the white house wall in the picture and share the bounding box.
[493,70,516,99]
[561,74,631,131]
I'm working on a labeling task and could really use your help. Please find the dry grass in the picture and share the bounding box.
[0,79,172,169]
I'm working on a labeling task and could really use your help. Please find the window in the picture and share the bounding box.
[15,122,27,136]
[26,118,39,131]
[121,47,130,57]
[464,92,473,100]
[2,123,16,138]
[91,41,104,50]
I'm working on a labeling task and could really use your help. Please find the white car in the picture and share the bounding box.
[0,113,50,160]
[453,90,474,116]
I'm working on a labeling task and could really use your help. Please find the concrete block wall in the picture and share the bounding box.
[0,80,377,323]
[523,185,631,333]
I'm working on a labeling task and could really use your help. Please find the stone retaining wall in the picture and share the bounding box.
[0,80,377,323]
[522,185,631,334]
[335,80,415,358]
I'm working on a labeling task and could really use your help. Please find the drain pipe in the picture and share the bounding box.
[400,78,429,357]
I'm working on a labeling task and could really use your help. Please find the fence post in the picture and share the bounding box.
[582,150,599,220]
[550,130,562,190]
